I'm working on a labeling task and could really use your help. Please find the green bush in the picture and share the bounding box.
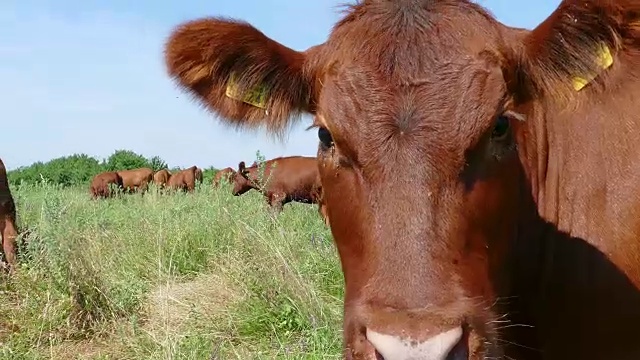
[7,154,103,187]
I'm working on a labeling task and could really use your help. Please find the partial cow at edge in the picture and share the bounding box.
[0,157,19,274]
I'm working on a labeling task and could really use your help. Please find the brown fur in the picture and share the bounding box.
[212,167,236,187]
[232,156,323,214]
[153,169,171,188]
[90,171,123,199]
[166,166,197,192]
[316,187,330,227]
[116,167,154,194]
[194,167,203,184]
[0,158,18,274]
[165,1,640,359]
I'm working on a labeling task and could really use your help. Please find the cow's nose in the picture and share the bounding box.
[366,325,468,360]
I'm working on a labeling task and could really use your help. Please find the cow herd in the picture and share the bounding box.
[89,156,329,225]
[0,154,330,275]
[89,165,203,197]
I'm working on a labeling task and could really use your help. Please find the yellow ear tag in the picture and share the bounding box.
[571,42,614,91]
[225,72,268,109]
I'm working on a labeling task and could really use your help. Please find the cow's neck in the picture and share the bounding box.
[502,74,640,357]
[512,80,640,258]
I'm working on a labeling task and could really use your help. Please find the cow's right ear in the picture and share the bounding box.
[238,161,246,172]
[165,18,322,135]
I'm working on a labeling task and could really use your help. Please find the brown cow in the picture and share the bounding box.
[165,2,640,359]
[232,156,322,213]
[166,166,197,192]
[117,167,153,194]
[212,167,236,187]
[194,167,203,184]
[89,171,123,199]
[0,158,18,273]
[153,169,171,189]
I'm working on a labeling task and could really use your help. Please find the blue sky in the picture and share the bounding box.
[0,0,560,170]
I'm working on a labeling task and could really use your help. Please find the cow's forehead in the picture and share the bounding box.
[314,1,504,73]
[314,55,508,155]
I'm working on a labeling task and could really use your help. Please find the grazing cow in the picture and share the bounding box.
[166,166,197,192]
[153,169,171,188]
[212,167,236,187]
[89,171,123,199]
[194,167,203,184]
[165,1,640,359]
[232,156,322,213]
[117,167,153,194]
[0,158,18,273]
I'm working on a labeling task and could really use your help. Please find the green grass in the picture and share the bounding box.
[0,180,344,359]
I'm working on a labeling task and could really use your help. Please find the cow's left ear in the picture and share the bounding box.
[511,1,631,102]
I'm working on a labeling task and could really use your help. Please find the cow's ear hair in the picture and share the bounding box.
[509,1,636,104]
[165,18,322,136]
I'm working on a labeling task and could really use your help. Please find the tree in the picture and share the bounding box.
[8,154,102,187]
[148,156,168,172]
[103,150,150,171]
[7,150,172,187]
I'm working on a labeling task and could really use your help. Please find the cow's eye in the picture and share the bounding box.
[491,115,510,141]
[318,127,334,148]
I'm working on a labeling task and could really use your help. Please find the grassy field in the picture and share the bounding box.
[0,181,344,359]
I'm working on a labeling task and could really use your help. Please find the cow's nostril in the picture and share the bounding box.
[445,326,469,360]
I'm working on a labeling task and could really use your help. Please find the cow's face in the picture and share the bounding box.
[231,161,255,196]
[165,0,620,357]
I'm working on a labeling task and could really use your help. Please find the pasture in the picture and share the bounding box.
[0,180,343,359]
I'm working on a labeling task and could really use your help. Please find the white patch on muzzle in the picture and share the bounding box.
[366,326,463,360]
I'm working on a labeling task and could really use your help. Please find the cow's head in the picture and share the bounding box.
[165,0,627,358]
[231,161,257,195]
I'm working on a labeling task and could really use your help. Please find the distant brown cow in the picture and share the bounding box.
[166,166,197,192]
[117,167,153,194]
[0,158,18,273]
[89,171,123,199]
[194,167,203,184]
[232,156,322,213]
[153,169,171,188]
[212,167,235,187]
[316,188,329,227]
